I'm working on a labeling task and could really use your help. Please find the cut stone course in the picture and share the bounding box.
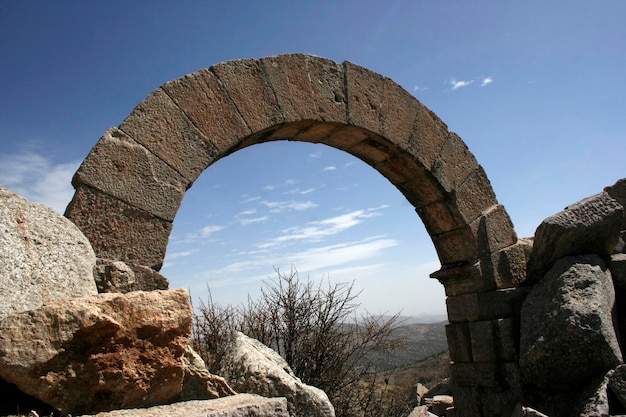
[71,127,189,222]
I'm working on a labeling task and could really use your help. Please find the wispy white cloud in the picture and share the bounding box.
[413,85,428,92]
[283,187,316,195]
[448,78,474,90]
[323,166,336,171]
[239,216,269,225]
[166,250,198,260]
[263,185,275,191]
[238,209,257,216]
[195,236,399,287]
[240,195,261,204]
[172,224,225,244]
[284,179,297,186]
[257,209,383,249]
[260,199,317,213]
[481,76,493,86]
[0,151,80,213]
[308,151,322,159]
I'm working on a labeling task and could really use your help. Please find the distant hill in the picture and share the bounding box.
[364,320,448,372]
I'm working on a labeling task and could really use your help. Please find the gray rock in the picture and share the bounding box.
[520,255,622,387]
[76,394,289,417]
[218,332,335,417]
[610,364,626,409]
[94,259,136,293]
[0,185,97,321]
[609,253,626,290]
[510,403,550,417]
[526,192,623,284]
[573,370,612,417]
[174,346,236,402]
[605,177,626,227]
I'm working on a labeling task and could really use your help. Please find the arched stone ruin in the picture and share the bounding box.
[63,54,543,415]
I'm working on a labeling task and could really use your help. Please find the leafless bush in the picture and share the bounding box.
[192,267,408,417]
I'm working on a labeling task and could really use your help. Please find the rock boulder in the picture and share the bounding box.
[520,255,622,387]
[0,288,214,415]
[217,332,335,417]
[525,192,623,284]
[0,185,97,321]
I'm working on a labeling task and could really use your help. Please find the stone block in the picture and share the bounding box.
[349,135,399,165]
[454,166,499,226]
[605,177,626,226]
[446,287,531,323]
[210,57,284,132]
[450,362,501,388]
[431,132,479,193]
[446,323,472,363]
[344,60,385,136]
[469,320,496,363]
[480,239,532,290]
[397,166,447,209]
[431,261,485,297]
[294,121,344,144]
[161,68,251,154]
[470,204,519,260]
[320,123,371,150]
[119,87,218,183]
[417,199,465,236]
[65,185,171,270]
[71,127,188,222]
[431,226,479,266]
[375,152,428,187]
[379,76,422,148]
[405,104,449,170]
[495,318,520,362]
[261,54,347,124]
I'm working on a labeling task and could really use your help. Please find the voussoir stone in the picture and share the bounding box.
[0,289,196,415]
[526,191,623,284]
[519,255,622,387]
[218,332,335,417]
[0,185,97,321]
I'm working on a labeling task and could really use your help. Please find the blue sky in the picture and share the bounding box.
[1,1,625,317]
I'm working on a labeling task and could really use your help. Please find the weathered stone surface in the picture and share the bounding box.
[573,370,612,417]
[609,364,626,409]
[510,403,549,417]
[520,255,622,387]
[174,346,236,402]
[218,332,335,417]
[261,54,346,124]
[72,127,189,222]
[77,394,289,417]
[0,185,97,321]
[431,395,454,416]
[431,132,479,194]
[119,87,218,183]
[610,253,626,290]
[480,238,532,290]
[605,177,626,226]
[94,259,136,293]
[407,405,437,417]
[210,58,283,132]
[160,68,251,154]
[127,262,170,291]
[526,192,623,284]
[65,185,171,270]
[0,289,194,415]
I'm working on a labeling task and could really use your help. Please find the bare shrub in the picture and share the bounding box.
[192,267,408,417]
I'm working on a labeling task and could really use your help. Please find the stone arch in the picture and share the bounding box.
[65,54,529,415]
